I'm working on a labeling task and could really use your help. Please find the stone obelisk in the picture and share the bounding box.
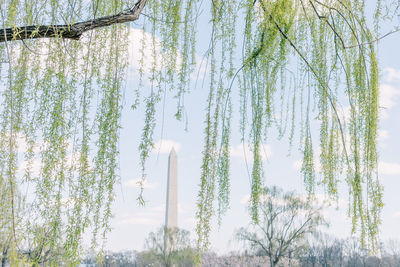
[165,147,178,229]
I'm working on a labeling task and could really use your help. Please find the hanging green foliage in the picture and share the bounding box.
[0,0,390,264]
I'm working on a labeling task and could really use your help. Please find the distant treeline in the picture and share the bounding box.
[80,237,400,267]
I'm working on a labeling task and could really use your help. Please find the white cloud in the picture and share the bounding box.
[182,217,196,230]
[190,54,208,82]
[292,158,322,173]
[301,193,346,209]
[240,192,342,215]
[127,28,206,84]
[239,194,272,205]
[339,105,351,122]
[0,82,6,93]
[125,178,159,189]
[380,84,400,109]
[393,211,400,218]
[383,67,400,83]
[230,143,272,162]
[183,217,196,224]
[18,158,41,178]
[178,203,194,214]
[15,134,89,178]
[150,205,164,213]
[128,28,163,74]
[292,159,303,170]
[378,129,390,147]
[118,205,164,226]
[379,162,400,176]
[152,139,181,154]
[134,205,165,218]
[240,194,250,204]
[60,197,78,208]
[380,84,400,118]
[119,217,159,226]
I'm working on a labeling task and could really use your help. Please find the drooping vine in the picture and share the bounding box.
[0,0,390,264]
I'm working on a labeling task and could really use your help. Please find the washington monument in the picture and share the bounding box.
[165,147,178,228]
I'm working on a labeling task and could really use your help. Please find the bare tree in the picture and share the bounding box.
[0,235,11,267]
[298,234,345,267]
[139,226,195,267]
[386,239,400,259]
[23,224,66,266]
[236,186,327,267]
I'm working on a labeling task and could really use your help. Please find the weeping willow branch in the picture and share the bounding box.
[0,0,387,261]
[0,0,147,42]
[269,13,349,163]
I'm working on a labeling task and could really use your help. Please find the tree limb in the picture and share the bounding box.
[0,0,147,43]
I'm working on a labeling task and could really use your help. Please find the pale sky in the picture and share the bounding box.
[102,9,400,254]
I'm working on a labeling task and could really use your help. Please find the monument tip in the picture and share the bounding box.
[170,147,176,155]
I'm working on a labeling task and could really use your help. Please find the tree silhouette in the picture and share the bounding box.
[236,186,327,267]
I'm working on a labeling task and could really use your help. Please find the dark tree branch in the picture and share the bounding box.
[0,0,147,43]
